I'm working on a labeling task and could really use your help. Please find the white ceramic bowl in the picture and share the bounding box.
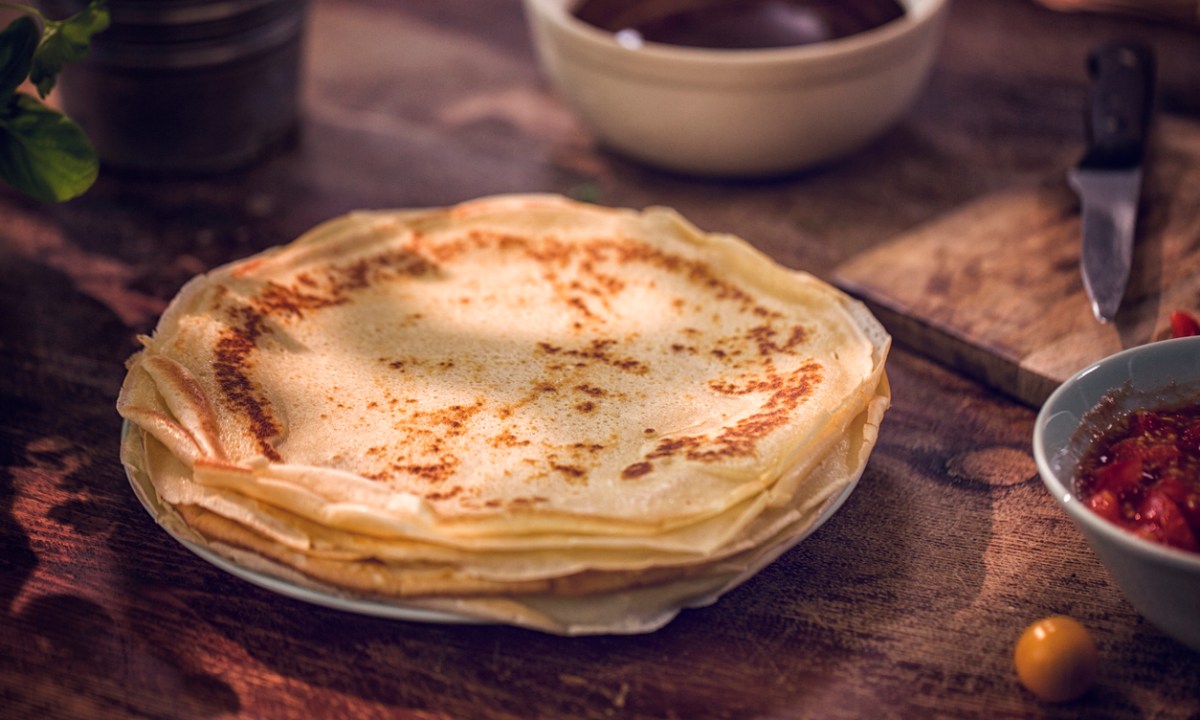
[1033,336,1200,651]
[522,0,948,177]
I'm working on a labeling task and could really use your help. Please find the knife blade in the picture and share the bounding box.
[1069,41,1155,324]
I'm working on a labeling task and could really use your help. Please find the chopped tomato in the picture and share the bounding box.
[1111,436,1179,464]
[1140,443,1182,465]
[1159,478,1200,528]
[1182,422,1200,450]
[1170,310,1200,338]
[1092,456,1143,495]
[1128,411,1168,436]
[1138,490,1198,551]
[1084,489,1122,524]
[1180,494,1200,530]
[1156,478,1192,505]
[1077,401,1200,554]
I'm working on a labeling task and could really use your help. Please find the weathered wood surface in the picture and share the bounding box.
[834,115,1200,406]
[2,1,1199,718]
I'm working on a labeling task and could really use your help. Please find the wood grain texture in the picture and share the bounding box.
[834,116,1200,406]
[2,0,1200,718]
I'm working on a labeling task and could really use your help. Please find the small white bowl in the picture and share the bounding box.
[522,0,948,177]
[1033,336,1200,652]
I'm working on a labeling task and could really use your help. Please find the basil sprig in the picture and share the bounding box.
[0,1,108,202]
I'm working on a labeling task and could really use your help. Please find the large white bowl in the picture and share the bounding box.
[523,0,948,177]
[1033,336,1200,652]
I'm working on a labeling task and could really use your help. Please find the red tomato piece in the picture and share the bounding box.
[1084,489,1122,524]
[1170,310,1200,338]
[1093,456,1143,495]
[1141,443,1182,466]
[1133,524,1161,543]
[1182,423,1200,450]
[1179,494,1200,535]
[1129,411,1168,436]
[1111,437,1145,460]
[1139,490,1199,552]
[1156,478,1192,505]
[1113,437,1178,466]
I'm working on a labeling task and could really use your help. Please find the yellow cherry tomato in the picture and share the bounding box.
[1014,616,1099,702]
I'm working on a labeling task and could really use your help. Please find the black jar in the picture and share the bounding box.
[41,0,309,175]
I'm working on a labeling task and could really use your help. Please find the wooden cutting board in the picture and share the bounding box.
[833,115,1200,407]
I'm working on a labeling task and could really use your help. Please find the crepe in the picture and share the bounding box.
[118,194,890,634]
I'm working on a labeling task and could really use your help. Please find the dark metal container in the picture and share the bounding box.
[41,0,309,174]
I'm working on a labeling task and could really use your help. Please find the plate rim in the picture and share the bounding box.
[121,419,483,625]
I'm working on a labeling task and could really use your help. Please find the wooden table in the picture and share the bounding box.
[2,1,1198,717]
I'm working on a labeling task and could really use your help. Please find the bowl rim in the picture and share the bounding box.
[1033,336,1200,573]
[524,0,949,68]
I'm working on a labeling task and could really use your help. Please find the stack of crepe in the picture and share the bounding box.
[118,194,890,635]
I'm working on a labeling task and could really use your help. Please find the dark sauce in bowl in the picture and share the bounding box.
[573,0,907,50]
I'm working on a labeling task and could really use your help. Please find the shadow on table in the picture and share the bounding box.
[0,249,240,719]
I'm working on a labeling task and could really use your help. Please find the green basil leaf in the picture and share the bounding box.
[0,16,40,101]
[30,1,110,97]
[0,93,98,202]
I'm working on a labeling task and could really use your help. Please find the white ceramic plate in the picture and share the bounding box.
[120,419,865,627]
[121,421,480,624]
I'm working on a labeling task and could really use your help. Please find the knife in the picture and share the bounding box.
[1069,41,1156,324]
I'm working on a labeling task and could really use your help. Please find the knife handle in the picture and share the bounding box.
[1080,42,1155,170]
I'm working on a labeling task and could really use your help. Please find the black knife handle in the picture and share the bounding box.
[1080,42,1155,170]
